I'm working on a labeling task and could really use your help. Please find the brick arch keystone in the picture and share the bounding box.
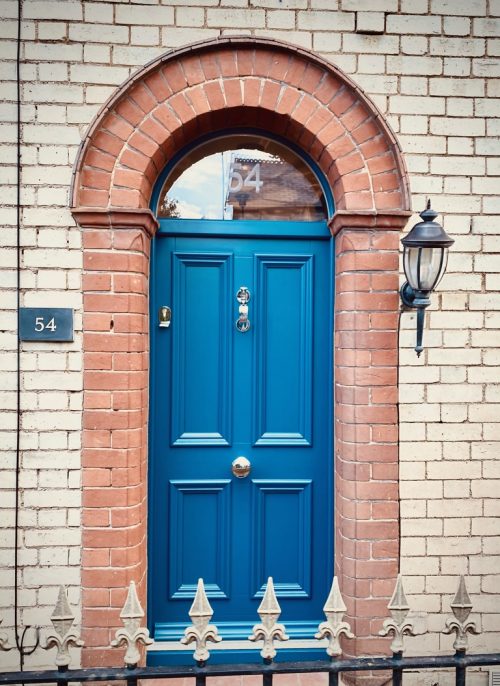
[71,37,411,667]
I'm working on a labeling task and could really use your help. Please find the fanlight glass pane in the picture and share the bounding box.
[157,135,327,221]
[404,246,447,291]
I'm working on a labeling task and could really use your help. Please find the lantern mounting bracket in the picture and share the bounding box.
[399,282,431,310]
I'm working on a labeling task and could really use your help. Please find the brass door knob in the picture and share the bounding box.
[231,456,251,478]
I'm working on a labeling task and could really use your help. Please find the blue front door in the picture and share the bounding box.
[149,226,333,656]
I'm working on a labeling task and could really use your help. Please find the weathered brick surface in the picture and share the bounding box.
[76,214,154,666]
[0,0,499,677]
[334,226,401,655]
[71,42,408,215]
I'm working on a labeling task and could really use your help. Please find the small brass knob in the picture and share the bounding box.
[231,456,251,478]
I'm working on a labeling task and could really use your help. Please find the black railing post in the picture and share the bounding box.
[262,656,273,685]
[126,664,138,686]
[196,659,207,686]
[455,651,466,686]
[57,664,68,686]
[328,656,339,686]
[392,651,403,686]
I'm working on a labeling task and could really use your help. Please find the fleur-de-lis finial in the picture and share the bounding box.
[379,575,417,653]
[43,586,83,667]
[181,578,221,664]
[315,576,354,657]
[111,581,153,668]
[249,577,289,660]
[443,576,479,652]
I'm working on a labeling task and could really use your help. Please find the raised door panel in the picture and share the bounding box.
[253,255,313,446]
[171,252,233,446]
[168,480,231,600]
[250,480,312,599]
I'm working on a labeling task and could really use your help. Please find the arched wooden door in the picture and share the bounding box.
[148,134,334,663]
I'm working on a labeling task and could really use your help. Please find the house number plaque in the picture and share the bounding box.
[19,308,74,342]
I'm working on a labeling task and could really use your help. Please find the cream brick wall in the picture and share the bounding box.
[0,0,499,671]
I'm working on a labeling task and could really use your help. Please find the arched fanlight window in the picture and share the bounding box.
[156,134,328,221]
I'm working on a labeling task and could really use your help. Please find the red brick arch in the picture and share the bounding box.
[71,37,411,668]
[72,37,410,214]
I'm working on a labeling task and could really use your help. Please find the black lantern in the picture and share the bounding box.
[400,201,454,357]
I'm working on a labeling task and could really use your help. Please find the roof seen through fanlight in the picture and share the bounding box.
[157,136,328,222]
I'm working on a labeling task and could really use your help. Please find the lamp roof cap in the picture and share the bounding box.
[402,200,454,249]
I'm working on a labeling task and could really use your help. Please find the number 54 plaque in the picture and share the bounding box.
[19,308,74,342]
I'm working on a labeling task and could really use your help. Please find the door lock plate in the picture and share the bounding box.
[159,305,172,328]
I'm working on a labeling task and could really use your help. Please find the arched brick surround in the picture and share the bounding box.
[71,37,411,666]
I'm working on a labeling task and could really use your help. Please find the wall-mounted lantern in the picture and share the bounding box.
[400,201,454,357]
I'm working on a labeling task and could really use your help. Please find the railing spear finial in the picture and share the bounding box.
[443,575,479,652]
[379,574,417,653]
[43,586,83,668]
[111,581,153,668]
[315,576,354,657]
[249,577,289,661]
[181,578,221,664]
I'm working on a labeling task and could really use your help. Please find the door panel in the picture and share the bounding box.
[168,480,231,599]
[171,252,233,445]
[254,255,313,445]
[150,233,332,643]
[251,480,312,598]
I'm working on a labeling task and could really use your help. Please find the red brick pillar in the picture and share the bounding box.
[74,208,157,666]
[331,211,408,657]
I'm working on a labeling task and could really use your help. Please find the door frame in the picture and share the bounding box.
[147,135,336,660]
[148,232,334,664]
[71,36,411,667]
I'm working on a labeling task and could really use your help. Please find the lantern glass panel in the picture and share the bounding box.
[403,246,448,292]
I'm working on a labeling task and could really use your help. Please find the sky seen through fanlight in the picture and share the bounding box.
[165,149,279,220]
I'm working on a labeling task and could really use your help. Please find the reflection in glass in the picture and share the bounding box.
[157,135,327,221]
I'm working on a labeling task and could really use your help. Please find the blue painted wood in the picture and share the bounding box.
[153,620,322,642]
[149,230,333,661]
[171,252,233,445]
[251,481,312,599]
[157,220,331,239]
[147,647,329,666]
[254,255,313,446]
[168,480,231,600]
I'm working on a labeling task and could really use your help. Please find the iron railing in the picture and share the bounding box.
[2,653,500,686]
[1,575,499,686]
